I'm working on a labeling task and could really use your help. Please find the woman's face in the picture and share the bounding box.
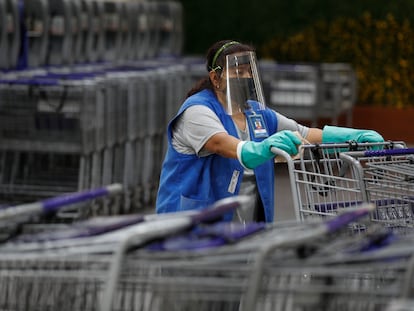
[216,55,253,94]
[226,63,252,79]
[210,51,259,115]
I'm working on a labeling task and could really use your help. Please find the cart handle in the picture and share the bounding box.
[0,183,123,221]
[190,195,250,224]
[363,148,414,157]
[325,203,375,232]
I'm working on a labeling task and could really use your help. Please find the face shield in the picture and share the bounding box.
[224,51,266,115]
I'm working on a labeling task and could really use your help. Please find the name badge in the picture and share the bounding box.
[248,114,268,138]
[228,170,240,194]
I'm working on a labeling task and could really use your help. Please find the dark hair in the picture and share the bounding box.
[186,40,255,98]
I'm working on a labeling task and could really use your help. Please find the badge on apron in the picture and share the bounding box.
[248,114,268,138]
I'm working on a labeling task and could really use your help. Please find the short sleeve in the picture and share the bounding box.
[273,109,310,138]
[172,105,227,155]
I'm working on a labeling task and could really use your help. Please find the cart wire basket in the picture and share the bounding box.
[340,147,414,229]
[272,141,409,233]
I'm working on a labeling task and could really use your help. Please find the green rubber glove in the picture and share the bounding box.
[237,130,302,169]
[322,125,384,144]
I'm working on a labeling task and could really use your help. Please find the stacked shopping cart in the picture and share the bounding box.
[1,190,414,310]
[0,60,197,213]
[273,141,414,233]
[341,147,414,230]
[0,0,184,69]
[0,0,186,210]
[260,61,357,127]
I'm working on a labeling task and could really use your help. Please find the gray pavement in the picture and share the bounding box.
[274,163,297,222]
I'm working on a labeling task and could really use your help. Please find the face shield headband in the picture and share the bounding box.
[224,51,266,115]
[209,41,240,72]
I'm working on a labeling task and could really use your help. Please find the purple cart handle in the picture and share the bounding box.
[325,203,375,233]
[0,184,123,221]
[43,184,123,213]
[364,148,414,157]
[190,196,249,224]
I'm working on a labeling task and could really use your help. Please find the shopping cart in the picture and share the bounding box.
[272,141,407,232]
[0,75,105,204]
[0,183,123,241]
[101,204,414,311]
[0,195,253,311]
[261,62,321,127]
[340,147,414,229]
[2,197,414,311]
[118,202,414,311]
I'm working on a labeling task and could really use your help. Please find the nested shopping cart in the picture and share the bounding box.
[0,75,105,204]
[0,195,256,311]
[340,147,414,228]
[273,141,412,232]
[3,202,414,311]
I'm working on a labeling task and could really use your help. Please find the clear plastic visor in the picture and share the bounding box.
[224,51,266,115]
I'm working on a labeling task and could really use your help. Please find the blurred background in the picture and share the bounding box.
[0,0,412,213]
[180,0,414,143]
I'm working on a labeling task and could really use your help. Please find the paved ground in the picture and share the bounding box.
[274,163,297,222]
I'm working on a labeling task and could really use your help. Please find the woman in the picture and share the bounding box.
[156,39,383,222]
